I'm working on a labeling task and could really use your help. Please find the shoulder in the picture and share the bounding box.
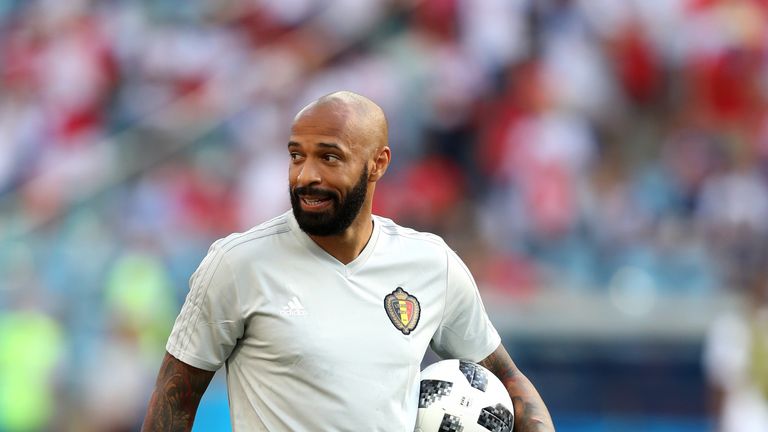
[211,212,294,259]
[374,216,473,279]
[374,215,452,255]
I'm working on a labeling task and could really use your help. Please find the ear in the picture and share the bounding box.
[368,146,391,182]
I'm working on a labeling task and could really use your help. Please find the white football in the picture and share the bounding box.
[414,359,514,432]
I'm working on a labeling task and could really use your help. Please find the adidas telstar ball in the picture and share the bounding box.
[415,359,514,432]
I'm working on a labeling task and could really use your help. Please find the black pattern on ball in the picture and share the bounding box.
[419,380,453,408]
[477,404,514,432]
[438,413,464,432]
[458,360,488,392]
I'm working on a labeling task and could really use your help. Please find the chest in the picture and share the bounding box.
[236,257,446,370]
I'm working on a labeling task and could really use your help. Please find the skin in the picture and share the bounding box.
[142,91,554,431]
[288,91,391,263]
[479,345,556,431]
[141,353,214,432]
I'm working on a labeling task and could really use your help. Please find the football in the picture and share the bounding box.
[414,359,514,432]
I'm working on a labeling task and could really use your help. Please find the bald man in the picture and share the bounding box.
[142,91,554,431]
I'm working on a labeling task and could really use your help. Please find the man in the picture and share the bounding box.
[704,269,768,432]
[142,91,555,431]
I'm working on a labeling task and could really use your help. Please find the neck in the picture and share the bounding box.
[308,213,374,265]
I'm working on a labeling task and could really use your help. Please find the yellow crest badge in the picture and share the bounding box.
[384,287,420,335]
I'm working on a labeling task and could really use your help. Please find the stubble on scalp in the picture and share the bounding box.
[293,91,388,158]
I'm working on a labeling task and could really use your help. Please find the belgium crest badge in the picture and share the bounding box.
[384,287,420,335]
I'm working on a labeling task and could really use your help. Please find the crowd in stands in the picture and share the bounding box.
[2,0,768,429]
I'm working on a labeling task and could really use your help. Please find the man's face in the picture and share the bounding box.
[288,107,371,236]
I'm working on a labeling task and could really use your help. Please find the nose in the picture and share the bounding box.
[295,159,321,188]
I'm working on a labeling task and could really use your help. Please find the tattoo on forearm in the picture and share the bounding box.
[479,351,519,382]
[480,350,555,432]
[142,354,213,432]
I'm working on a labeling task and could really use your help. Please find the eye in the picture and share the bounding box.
[289,152,303,161]
[323,154,341,162]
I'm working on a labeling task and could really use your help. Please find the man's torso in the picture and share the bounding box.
[223,213,449,431]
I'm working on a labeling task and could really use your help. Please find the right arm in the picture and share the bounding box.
[141,352,215,432]
[144,242,242,430]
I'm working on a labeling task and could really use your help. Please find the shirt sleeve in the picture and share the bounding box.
[430,248,501,362]
[166,242,243,371]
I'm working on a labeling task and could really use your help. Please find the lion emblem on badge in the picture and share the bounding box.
[384,287,420,335]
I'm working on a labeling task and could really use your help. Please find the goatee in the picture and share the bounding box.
[290,166,368,236]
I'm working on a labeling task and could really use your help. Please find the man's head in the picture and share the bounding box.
[288,91,390,236]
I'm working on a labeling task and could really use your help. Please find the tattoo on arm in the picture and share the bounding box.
[479,346,556,432]
[141,352,215,432]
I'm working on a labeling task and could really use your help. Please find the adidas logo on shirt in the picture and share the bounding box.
[281,296,307,316]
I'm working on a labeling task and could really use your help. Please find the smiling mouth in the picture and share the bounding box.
[300,195,332,210]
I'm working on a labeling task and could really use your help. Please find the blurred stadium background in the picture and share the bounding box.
[2,0,768,430]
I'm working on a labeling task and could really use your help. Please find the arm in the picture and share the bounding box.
[479,344,555,432]
[141,352,216,432]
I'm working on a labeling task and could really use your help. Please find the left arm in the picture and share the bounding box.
[479,344,555,432]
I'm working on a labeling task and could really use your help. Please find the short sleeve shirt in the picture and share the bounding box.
[166,211,501,431]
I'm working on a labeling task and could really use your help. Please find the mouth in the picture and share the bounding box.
[299,195,333,211]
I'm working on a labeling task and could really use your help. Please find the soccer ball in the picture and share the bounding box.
[414,359,514,432]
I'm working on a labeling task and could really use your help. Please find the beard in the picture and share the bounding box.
[290,165,369,236]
